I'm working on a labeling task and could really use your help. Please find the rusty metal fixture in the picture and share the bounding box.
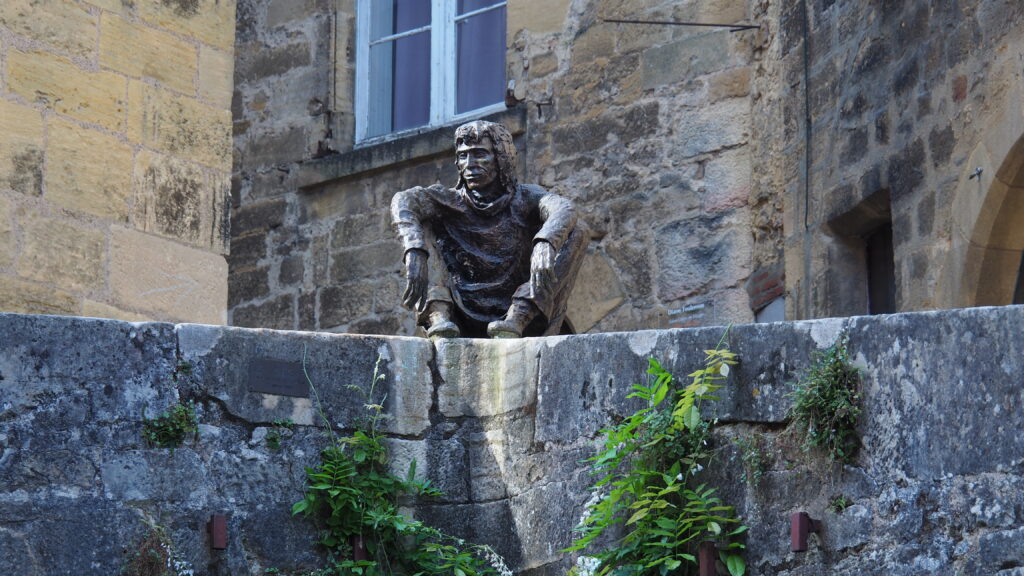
[790,512,820,552]
[698,540,717,576]
[207,514,228,550]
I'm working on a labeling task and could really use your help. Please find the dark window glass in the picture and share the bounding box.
[367,31,431,137]
[456,5,506,114]
[371,0,430,40]
[458,0,502,15]
[866,224,896,314]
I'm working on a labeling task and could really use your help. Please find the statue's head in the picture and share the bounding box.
[454,120,518,199]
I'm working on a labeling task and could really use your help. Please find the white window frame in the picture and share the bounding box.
[354,0,508,145]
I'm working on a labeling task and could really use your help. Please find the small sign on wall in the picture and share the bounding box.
[248,358,309,398]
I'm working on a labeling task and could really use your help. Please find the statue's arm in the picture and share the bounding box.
[532,189,577,252]
[391,187,437,310]
[525,187,578,292]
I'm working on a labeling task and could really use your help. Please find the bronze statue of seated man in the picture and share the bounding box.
[391,120,588,338]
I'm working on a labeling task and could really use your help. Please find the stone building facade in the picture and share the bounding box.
[230,0,1024,334]
[0,0,235,324]
[230,0,762,334]
[754,0,1024,320]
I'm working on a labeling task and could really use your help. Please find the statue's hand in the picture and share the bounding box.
[530,241,556,293]
[402,250,428,311]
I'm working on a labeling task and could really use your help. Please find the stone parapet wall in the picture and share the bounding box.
[3,306,1023,575]
[0,0,235,324]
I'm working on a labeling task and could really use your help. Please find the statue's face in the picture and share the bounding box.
[456,136,498,193]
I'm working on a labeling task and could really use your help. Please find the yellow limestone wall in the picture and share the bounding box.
[0,0,235,324]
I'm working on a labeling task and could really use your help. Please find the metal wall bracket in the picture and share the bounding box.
[790,512,820,552]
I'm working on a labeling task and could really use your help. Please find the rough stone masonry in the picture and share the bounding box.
[2,306,1024,575]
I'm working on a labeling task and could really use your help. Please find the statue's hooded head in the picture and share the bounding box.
[454,120,518,199]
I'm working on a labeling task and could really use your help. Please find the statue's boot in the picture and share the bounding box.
[487,300,538,339]
[426,302,460,339]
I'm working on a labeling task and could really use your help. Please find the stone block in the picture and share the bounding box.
[0,197,11,268]
[175,323,433,436]
[82,300,151,322]
[319,281,374,328]
[237,124,310,170]
[16,214,105,292]
[231,293,295,329]
[508,0,570,34]
[0,0,98,57]
[128,81,232,171]
[235,41,312,84]
[0,276,78,315]
[0,99,44,196]
[102,450,209,503]
[46,116,132,221]
[279,255,305,286]
[565,251,625,333]
[7,50,127,132]
[110,227,228,324]
[674,98,750,158]
[655,216,752,301]
[436,339,538,418]
[232,197,288,236]
[137,0,237,50]
[571,24,614,66]
[0,499,142,575]
[133,150,228,251]
[100,13,198,94]
[642,32,732,89]
[198,46,234,108]
[708,67,751,102]
[228,265,270,307]
[329,241,403,282]
[0,315,176,420]
[300,181,375,222]
[701,146,752,213]
[850,308,1024,479]
[330,212,389,249]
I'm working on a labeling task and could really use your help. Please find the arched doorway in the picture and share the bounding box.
[949,119,1024,308]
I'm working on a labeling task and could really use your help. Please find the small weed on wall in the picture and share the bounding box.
[788,334,863,462]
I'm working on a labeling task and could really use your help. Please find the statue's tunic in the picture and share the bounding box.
[392,183,585,333]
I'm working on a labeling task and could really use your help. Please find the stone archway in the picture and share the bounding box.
[948,101,1024,308]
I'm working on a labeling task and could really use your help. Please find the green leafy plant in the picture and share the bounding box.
[266,418,294,450]
[788,334,862,462]
[566,332,748,576]
[142,402,198,449]
[828,494,852,513]
[293,355,507,576]
[732,434,767,487]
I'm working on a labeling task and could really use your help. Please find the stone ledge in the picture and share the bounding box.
[294,106,527,190]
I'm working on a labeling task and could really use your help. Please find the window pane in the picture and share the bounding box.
[458,0,503,15]
[456,5,506,114]
[371,0,430,41]
[367,31,431,138]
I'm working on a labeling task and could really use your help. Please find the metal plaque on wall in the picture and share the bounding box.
[248,358,309,397]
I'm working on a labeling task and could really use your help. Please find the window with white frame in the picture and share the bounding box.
[355,0,507,142]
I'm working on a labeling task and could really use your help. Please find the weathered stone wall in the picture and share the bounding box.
[4,306,1024,575]
[754,0,1024,318]
[0,0,235,324]
[230,0,763,334]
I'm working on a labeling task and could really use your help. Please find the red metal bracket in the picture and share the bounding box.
[208,514,228,550]
[790,512,820,552]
